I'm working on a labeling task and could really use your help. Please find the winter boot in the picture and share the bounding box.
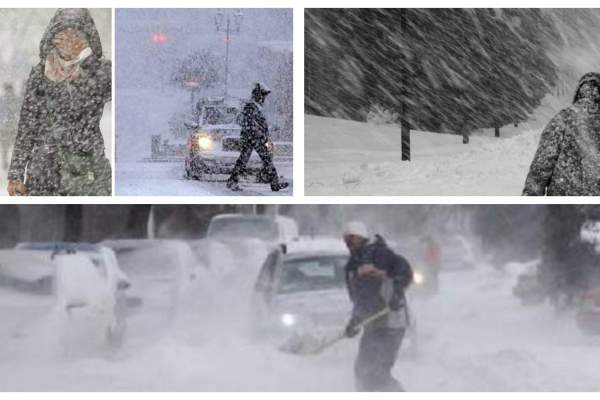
[271,181,289,192]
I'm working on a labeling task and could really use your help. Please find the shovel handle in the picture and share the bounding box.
[352,306,391,331]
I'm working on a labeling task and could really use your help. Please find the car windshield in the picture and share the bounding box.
[208,218,279,242]
[203,106,236,125]
[278,255,348,294]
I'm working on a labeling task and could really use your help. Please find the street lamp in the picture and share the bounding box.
[214,9,243,97]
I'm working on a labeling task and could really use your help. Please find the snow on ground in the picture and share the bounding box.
[2,257,600,391]
[115,88,292,196]
[305,114,542,196]
[116,160,292,196]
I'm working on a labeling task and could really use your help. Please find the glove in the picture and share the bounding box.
[345,317,361,338]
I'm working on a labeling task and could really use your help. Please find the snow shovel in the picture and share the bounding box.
[279,307,390,356]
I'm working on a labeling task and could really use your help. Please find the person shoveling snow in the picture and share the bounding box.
[342,221,413,391]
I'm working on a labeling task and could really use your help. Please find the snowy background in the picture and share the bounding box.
[115,9,293,196]
[304,9,600,195]
[0,9,112,196]
[2,204,600,391]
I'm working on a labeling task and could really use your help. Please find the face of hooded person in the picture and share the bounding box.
[53,28,88,61]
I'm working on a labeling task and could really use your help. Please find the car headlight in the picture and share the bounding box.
[413,271,425,285]
[197,135,213,150]
[280,313,297,327]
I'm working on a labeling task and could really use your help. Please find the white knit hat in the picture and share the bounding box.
[343,221,369,238]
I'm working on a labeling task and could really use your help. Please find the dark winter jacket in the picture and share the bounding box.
[8,8,111,196]
[345,235,413,330]
[239,101,269,141]
[523,73,600,196]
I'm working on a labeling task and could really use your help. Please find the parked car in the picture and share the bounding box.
[1,243,131,349]
[207,213,299,250]
[100,239,204,324]
[439,234,477,271]
[184,97,263,181]
[251,237,417,353]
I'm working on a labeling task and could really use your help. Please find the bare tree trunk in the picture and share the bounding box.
[400,9,411,161]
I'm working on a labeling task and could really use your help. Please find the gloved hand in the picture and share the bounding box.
[345,317,361,338]
[7,180,28,196]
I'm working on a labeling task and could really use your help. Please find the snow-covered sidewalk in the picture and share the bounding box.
[305,115,541,196]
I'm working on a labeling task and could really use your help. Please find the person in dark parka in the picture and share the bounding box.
[523,72,600,196]
[226,82,288,192]
[342,221,413,392]
[7,8,111,196]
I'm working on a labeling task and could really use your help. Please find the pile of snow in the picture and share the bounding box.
[305,115,540,195]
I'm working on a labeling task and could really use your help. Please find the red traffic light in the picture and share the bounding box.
[151,32,168,44]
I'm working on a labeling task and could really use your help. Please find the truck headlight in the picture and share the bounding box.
[198,135,213,150]
[281,313,297,327]
[413,271,425,285]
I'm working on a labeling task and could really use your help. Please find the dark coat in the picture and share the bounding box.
[345,235,413,330]
[523,73,600,196]
[8,8,111,195]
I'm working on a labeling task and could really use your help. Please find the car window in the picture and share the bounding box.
[278,255,348,294]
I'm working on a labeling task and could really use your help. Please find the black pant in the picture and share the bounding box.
[355,327,405,392]
[228,135,278,185]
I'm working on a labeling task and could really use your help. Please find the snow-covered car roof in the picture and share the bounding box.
[284,237,348,257]
[16,242,101,253]
[100,239,188,251]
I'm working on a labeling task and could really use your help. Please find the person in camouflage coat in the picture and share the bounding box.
[226,82,288,192]
[6,8,111,196]
[523,72,600,196]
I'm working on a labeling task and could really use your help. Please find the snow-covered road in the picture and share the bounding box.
[116,160,293,196]
[2,260,599,391]
[305,115,541,196]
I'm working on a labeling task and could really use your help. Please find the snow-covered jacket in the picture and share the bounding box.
[239,101,269,140]
[8,8,111,195]
[345,235,413,330]
[523,73,600,196]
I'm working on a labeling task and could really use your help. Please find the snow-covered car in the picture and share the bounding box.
[207,213,299,250]
[251,239,351,342]
[1,243,131,349]
[206,214,299,277]
[184,97,263,180]
[252,237,418,354]
[440,235,477,271]
[100,239,204,324]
